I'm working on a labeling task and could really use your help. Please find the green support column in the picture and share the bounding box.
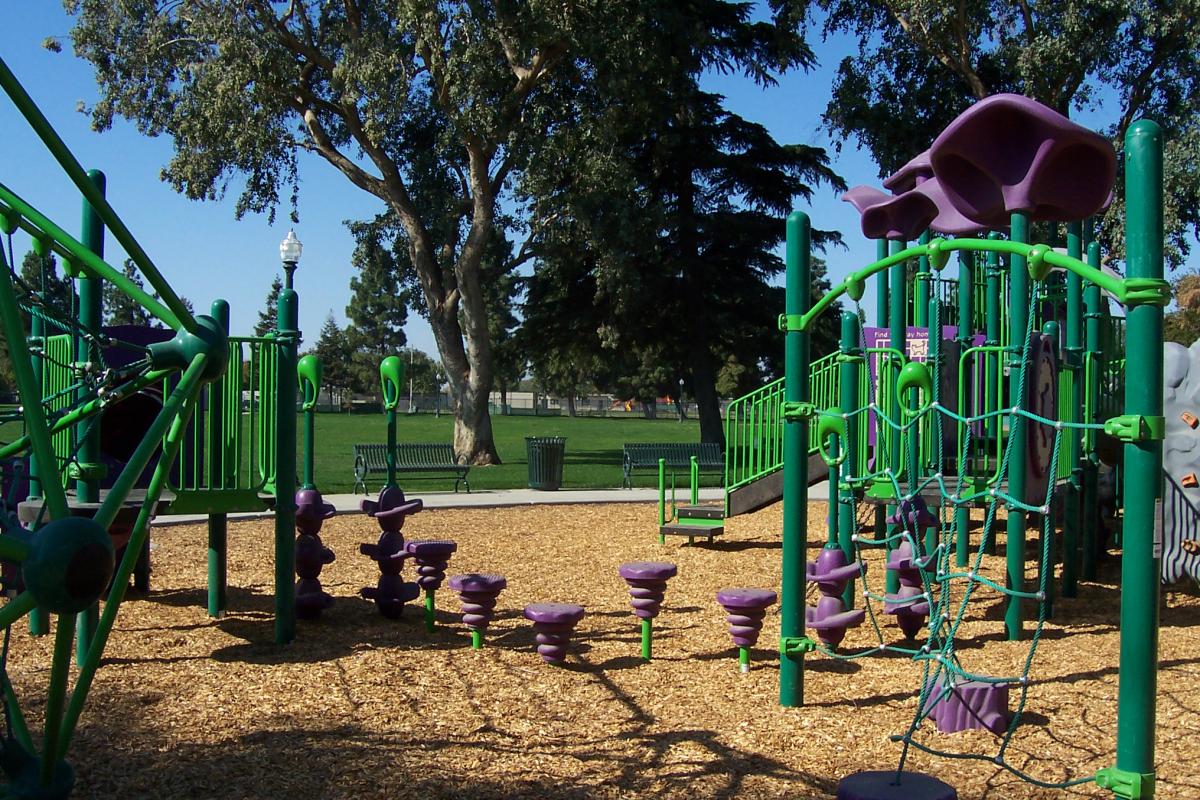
[838,312,860,608]
[886,239,907,594]
[1005,212,1030,641]
[1062,222,1084,597]
[914,231,931,328]
[75,169,105,667]
[983,243,1002,556]
[779,211,812,708]
[27,242,48,638]
[955,252,973,567]
[208,300,230,618]
[1107,118,1163,799]
[1040,319,1059,620]
[379,356,405,489]
[875,239,888,327]
[1082,238,1103,581]
[274,288,299,645]
[926,294,942,557]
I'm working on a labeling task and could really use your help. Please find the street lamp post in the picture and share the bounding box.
[279,229,302,289]
[678,378,685,423]
[274,229,302,644]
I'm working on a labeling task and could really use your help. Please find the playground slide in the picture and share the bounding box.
[1161,341,1200,584]
[725,452,828,517]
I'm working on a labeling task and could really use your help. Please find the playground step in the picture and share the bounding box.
[659,521,724,542]
[677,504,724,521]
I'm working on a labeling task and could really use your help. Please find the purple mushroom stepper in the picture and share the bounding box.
[523,603,585,665]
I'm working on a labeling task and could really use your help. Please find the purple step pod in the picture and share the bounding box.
[716,588,777,672]
[884,541,931,640]
[295,577,334,620]
[618,562,677,619]
[837,770,958,800]
[405,539,458,592]
[361,574,421,620]
[360,485,423,533]
[930,93,1116,227]
[523,603,585,665]
[295,488,336,536]
[921,679,1011,734]
[448,573,507,646]
[805,548,866,648]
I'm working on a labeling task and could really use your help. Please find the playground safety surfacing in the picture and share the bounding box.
[5,503,1198,799]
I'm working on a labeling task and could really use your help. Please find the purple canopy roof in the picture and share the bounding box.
[930,93,1116,226]
[882,150,933,193]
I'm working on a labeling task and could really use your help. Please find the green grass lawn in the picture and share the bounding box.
[312,411,718,493]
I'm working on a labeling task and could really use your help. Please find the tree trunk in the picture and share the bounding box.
[642,401,657,419]
[566,395,577,417]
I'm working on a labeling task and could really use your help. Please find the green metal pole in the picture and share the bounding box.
[1108,118,1163,798]
[424,591,436,633]
[208,300,230,617]
[471,629,483,649]
[387,404,397,488]
[955,252,973,567]
[274,287,299,645]
[926,294,942,557]
[838,311,860,608]
[1040,319,1059,620]
[779,210,811,708]
[27,241,48,638]
[914,231,931,328]
[641,617,652,661]
[207,514,228,618]
[886,238,907,594]
[1063,222,1084,598]
[1083,239,1102,581]
[738,646,750,673]
[875,239,889,327]
[984,242,1002,556]
[1005,211,1030,641]
[690,455,699,506]
[658,458,667,544]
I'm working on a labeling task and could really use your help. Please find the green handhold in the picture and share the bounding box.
[846,275,866,301]
[817,409,848,467]
[379,356,406,411]
[1027,244,1052,281]
[21,517,114,615]
[297,354,322,412]
[926,238,950,270]
[896,360,934,415]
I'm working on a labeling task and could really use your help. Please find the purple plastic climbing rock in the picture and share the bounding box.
[359,486,423,618]
[805,548,865,648]
[294,488,336,620]
[884,541,931,639]
[523,603,585,664]
[405,539,458,592]
[618,561,677,619]
[448,573,507,638]
[717,588,776,671]
[922,679,1010,734]
[930,93,1116,227]
[837,770,958,800]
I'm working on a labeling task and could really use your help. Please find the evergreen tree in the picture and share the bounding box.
[104,259,151,326]
[254,275,283,337]
[312,314,353,409]
[344,223,408,393]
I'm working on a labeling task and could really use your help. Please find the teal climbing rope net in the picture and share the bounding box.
[806,275,1106,790]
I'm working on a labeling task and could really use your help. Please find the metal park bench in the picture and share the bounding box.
[621,442,723,489]
[352,443,471,494]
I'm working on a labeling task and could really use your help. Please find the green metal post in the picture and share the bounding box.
[1109,119,1163,797]
[780,211,811,708]
[425,591,436,632]
[738,646,750,673]
[471,629,483,649]
[208,300,230,618]
[1041,319,1059,620]
[27,236,47,638]
[875,240,889,327]
[838,311,860,608]
[984,242,1002,556]
[690,455,699,506]
[926,294,942,557]
[886,238,907,594]
[914,231,931,328]
[75,169,105,666]
[641,617,652,661]
[955,252,973,567]
[1005,212,1030,640]
[1083,239,1102,581]
[1063,222,1084,597]
[658,458,667,545]
[274,287,299,645]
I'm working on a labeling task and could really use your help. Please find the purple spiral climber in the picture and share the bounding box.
[405,539,458,592]
[884,541,931,639]
[294,488,336,620]
[805,548,865,648]
[716,588,777,672]
[523,603,585,665]
[448,573,507,648]
[359,486,424,619]
[618,562,676,619]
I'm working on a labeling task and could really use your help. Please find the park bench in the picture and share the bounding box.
[352,443,471,494]
[622,442,723,489]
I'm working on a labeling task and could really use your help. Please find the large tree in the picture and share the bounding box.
[104,259,152,326]
[786,0,1200,267]
[64,0,655,464]
[343,221,409,393]
[254,275,283,338]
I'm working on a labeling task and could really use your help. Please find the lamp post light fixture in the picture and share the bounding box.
[279,229,303,289]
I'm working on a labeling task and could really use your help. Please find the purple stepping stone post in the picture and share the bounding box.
[618,561,677,661]
[448,573,507,649]
[294,488,336,620]
[359,486,423,618]
[405,539,458,632]
[883,541,931,640]
[922,679,1010,734]
[837,770,957,800]
[523,603,585,665]
[716,588,777,672]
[805,548,866,649]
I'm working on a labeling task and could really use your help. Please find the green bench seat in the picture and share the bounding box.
[352,443,470,494]
[622,442,722,488]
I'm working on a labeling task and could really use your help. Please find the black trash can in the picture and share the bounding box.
[526,436,566,490]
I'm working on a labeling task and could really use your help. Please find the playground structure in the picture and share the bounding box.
[762,96,1166,798]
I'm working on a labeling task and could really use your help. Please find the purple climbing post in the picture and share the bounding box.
[523,603,585,665]
[717,588,777,672]
[837,770,957,800]
[405,539,457,632]
[805,548,866,649]
[448,573,507,649]
[359,486,423,618]
[618,561,677,661]
[294,488,336,620]
[883,541,931,639]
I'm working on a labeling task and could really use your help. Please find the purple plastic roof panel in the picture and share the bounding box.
[882,150,934,193]
[930,93,1116,226]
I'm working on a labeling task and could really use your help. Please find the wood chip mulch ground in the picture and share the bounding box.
[5,500,1199,799]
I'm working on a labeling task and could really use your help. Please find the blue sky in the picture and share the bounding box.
[0,6,1161,358]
